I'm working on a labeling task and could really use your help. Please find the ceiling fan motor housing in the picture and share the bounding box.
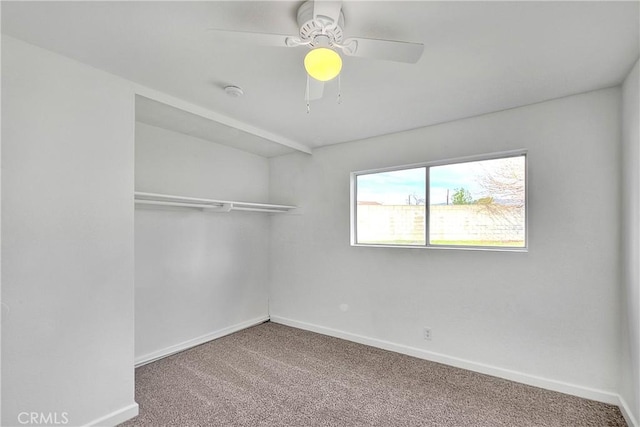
[297,0,345,47]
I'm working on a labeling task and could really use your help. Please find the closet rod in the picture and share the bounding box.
[135,199,230,210]
[135,192,222,204]
[134,191,296,213]
[231,206,289,213]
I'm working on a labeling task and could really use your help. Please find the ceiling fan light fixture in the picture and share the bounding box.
[304,47,342,82]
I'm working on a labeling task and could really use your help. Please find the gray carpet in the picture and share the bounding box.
[121,322,626,426]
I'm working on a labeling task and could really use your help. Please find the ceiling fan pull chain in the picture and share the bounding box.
[337,74,342,104]
[305,75,311,113]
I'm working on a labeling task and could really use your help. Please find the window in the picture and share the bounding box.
[352,152,526,250]
[356,167,426,246]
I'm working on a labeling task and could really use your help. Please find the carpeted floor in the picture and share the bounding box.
[120,322,626,426]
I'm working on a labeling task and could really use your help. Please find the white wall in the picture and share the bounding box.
[621,58,640,425]
[1,27,4,427]
[269,88,622,401]
[134,122,270,364]
[1,37,137,426]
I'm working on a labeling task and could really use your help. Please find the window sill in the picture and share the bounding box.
[350,243,528,252]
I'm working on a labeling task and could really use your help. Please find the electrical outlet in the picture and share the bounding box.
[423,327,432,341]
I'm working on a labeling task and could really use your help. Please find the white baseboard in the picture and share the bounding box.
[270,315,620,406]
[85,403,139,427]
[619,395,639,427]
[135,315,269,367]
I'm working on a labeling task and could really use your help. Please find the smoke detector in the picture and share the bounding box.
[224,85,244,97]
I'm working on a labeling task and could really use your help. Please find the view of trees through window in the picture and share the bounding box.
[355,154,526,248]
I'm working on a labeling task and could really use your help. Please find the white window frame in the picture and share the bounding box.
[350,150,528,251]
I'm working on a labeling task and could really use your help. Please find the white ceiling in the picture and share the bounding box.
[2,1,639,155]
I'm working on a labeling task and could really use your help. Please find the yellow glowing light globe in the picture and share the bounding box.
[304,47,342,82]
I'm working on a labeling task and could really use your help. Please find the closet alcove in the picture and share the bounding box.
[134,94,299,366]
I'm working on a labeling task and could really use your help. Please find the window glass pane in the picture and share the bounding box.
[429,156,526,247]
[356,167,426,245]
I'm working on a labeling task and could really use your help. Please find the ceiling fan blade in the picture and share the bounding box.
[313,0,343,26]
[308,78,325,101]
[208,29,293,48]
[343,37,424,63]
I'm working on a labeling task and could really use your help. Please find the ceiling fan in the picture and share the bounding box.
[210,0,424,108]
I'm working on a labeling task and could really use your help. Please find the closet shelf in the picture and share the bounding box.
[134,192,296,213]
